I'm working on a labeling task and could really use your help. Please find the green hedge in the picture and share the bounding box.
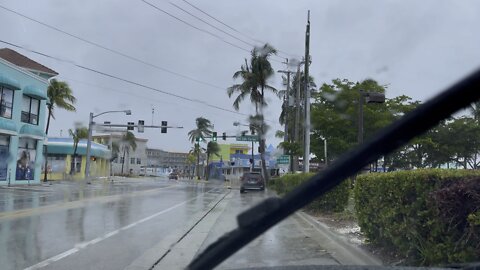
[354,169,480,266]
[274,173,350,213]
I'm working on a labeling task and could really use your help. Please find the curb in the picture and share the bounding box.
[295,211,383,266]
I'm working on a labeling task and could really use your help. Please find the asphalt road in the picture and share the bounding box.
[0,177,380,270]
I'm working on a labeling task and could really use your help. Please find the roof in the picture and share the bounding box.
[0,48,58,76]
[47,138,111,159]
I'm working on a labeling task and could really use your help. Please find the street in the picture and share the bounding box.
[0,178,380,270]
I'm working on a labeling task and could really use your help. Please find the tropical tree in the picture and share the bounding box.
[205,141,221,180]
[69,127,88,175]
[119,131,137,175]
[44,79,76,181]
[186,153,197,179]
[228,43,277,181]
[189,144,205,179]
[110,141,120,176]
[188,117,213,179]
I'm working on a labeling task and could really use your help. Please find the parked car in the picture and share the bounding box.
[169,172,179,180]
[240,172,264,193]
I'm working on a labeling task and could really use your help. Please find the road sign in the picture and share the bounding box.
[276,155,290,164]
[236,135,259,142]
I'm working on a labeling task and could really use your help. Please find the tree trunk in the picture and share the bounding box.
[43,107,52,182]
[196,150,200,179]
[121,148,126,175]
[206,154,210,181]
[70,144,78,175]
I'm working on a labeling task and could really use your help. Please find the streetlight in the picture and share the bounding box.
[357,91,385,144]
[85,110,132,182]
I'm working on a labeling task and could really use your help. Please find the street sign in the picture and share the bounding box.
[276,155,290,164]
[236,135,259,142]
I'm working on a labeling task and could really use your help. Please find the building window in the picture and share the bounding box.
[21,95,40,125]
[0,135,10,180]
[130,157,135,164]
[119,157,124,164]
[16,138,37,180]
[0,87,14,119]
[137,158,141,164]
[44,154,66,173]
[235,150,242,154]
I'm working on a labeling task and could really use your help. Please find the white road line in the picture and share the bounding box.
[24,187,221,270]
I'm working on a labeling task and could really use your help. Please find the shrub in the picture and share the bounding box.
[274,173,350,213]
[354,169,480,266]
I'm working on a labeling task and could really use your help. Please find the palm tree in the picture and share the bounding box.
[44,79,76,181]
[188,117,213,179]
[189,144,204,179]
[228,43,277,182]
[205,141,221,181]
[110,141,120,176]
[69,127,88,175]
[120,132,137,175]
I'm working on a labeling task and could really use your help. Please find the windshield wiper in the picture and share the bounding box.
[187,68,480,270]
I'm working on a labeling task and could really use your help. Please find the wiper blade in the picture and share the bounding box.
[187,68,480,270]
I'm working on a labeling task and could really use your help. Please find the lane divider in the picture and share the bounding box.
[24,187,222,270]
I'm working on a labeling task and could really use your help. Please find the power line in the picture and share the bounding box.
[181,0,302,59]
[141,0,251,54]
[0,39,277,124]
[140,0,283,64]
[0,3,225,90]
[169,1,285,62]
[169,1,254,48]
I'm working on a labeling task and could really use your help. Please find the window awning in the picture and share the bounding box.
[19,124,45,140]
[23,85,47,100]
[0,73,21,90]
[0,119,18,135]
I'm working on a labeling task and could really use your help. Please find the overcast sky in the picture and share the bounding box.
[1,0,479,152]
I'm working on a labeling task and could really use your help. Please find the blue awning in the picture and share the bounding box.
[19,124,45,140]
[23,85,47,100]
[46,138,111,159]
[0,73,21,90]
[0,119,18,135]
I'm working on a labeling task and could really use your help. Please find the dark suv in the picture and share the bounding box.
[240,172,264,193]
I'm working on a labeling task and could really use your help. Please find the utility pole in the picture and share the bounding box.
[294,63,301,172]
[358,91,364,144]
[303,10,311,173]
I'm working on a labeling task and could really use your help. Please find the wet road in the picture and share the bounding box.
[0,178,227,270]
[1,178,380,270]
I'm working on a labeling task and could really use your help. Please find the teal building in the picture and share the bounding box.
[0,48,58,185]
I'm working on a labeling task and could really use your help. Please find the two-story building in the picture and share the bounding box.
[93,133,147,176]
[0,48,57,185]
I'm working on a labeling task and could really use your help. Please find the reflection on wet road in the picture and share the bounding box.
[0,178,226,270]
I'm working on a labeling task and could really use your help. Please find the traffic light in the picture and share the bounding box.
[127,122,135,131]
[212,132,217,141]
[138,120,145,133]
[222,132,226,140]
[161,121,167,133]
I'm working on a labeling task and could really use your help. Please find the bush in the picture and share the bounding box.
[354,169,480,266]
[274,173,350,213]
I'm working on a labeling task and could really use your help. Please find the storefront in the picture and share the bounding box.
[0,51,51,185]
[44,138,111,180]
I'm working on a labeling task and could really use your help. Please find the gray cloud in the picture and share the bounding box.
[1,0,479,152]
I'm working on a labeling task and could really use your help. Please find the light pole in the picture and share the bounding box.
[358,91,385,172]
[320,136,327,166]
[85,110,131,182]
[357,91,385,144]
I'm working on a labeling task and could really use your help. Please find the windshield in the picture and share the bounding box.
[0,1,479,270]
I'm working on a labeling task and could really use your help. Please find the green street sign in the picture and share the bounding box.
[276,155,290,164]
[236,135,259,142]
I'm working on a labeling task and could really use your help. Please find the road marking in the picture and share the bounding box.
[24,187,221,270]
[0,184,178,221]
